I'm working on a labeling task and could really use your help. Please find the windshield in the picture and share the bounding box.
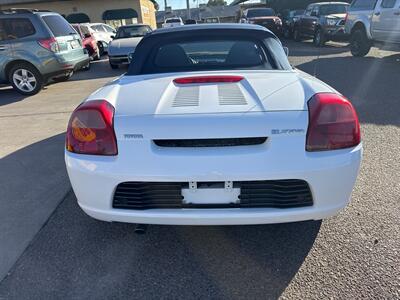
[166,18,181,23]
[319,4,349,15]
[247,8,276,18]
[115,26,151,39]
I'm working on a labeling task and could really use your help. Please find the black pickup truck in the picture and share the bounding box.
[293,2,350,46]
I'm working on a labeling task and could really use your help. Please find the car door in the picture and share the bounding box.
[0,19,15,83]
[372,0,400,42]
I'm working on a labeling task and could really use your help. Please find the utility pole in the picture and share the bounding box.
[186,0,191,19]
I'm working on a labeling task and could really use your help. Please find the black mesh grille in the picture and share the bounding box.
[112,180,313,210]
[153,137,267,148]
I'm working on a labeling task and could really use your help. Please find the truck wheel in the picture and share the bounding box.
[350,29,371,57]
[293,28,301,42]
[313,28,325,47]
[9,63,43,96]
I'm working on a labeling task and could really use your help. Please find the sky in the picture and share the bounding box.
[158,0,236,10]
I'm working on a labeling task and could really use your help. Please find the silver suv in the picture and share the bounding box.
[345,0,400,56]
[0,8,90,95]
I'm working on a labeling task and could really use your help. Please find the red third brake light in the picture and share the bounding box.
[306,93,361,152]
[174,75,244,84]
[66,100,118,155]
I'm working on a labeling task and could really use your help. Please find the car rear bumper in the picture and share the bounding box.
[65,143,362,225]
[109,55,130,65]
[41,53,89,81]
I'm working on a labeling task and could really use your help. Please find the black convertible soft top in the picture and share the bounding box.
[127,24,290,75]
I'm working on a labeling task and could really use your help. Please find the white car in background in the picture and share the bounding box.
[83,23,116,55]
[162,17,184,28]
[65,24,362,226]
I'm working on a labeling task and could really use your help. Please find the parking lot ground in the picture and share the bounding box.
[0,41,399,299]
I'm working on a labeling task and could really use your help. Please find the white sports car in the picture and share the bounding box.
[65,24,362,226]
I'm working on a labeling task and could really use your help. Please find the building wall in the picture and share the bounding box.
[0,0,156,28]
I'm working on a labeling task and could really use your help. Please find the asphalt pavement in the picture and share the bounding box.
[0,41,399,299]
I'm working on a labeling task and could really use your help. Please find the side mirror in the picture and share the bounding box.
[128,52,134,62]
[110,35,115,39]
[283,46,289,57]
[311,11,318,17]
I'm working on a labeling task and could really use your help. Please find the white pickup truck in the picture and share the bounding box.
[345,0,400,56]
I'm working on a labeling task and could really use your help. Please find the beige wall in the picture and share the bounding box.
[0,0,156,28]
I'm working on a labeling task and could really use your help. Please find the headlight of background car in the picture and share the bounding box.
[326,18,337,26]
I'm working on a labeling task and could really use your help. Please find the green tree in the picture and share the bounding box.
[207,0,227,6]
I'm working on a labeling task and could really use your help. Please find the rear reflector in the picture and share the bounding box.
[174,75,244,84]
[306,93,361,152]
[66,100,118,156]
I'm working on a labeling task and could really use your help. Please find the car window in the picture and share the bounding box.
[42,15,76,37]
[350,0,377,10]
[152,39,268,71]
[115,25,151,39]
[166,18,181,23]
[305,6,313,16]
[81,25,90,36]
[103,25,115,33]
[0,20,6,41]
[92,25,105,32]
[0,18,36,41]
[381,0,396,8]
[319,4,349,15]
[246,8,276,18]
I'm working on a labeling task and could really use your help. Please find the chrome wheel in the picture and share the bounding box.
[12,69,37,92]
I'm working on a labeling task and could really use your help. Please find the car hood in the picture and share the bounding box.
[108,37,143,56]
[86,70,336,116]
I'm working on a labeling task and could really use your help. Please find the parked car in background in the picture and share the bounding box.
[108,24,152,69]
[72,23,100,60]
[162,17,184,28]
[345,0,400,56]
[204,17,220,23]
[282,9,304,38]
[240,8,282,36]
[0,8,89,95]
[184,19,197,25]
[293,2,349,46]
[65,24,362,227]
[83,23,116,55]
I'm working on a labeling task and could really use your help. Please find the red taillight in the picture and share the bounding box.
[174,75,244,84]
[66,100,118,156]
[306,93,360,152]
[38,37,60,53]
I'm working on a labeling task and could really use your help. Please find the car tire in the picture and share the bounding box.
[313,28,325,47]
[110,62,119,69]
[8,63,43,96]
[350,28,371,57]
[98,42,105,56]
[82,61,91,71]
[52,72,73,83]
[293,28,301,42]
